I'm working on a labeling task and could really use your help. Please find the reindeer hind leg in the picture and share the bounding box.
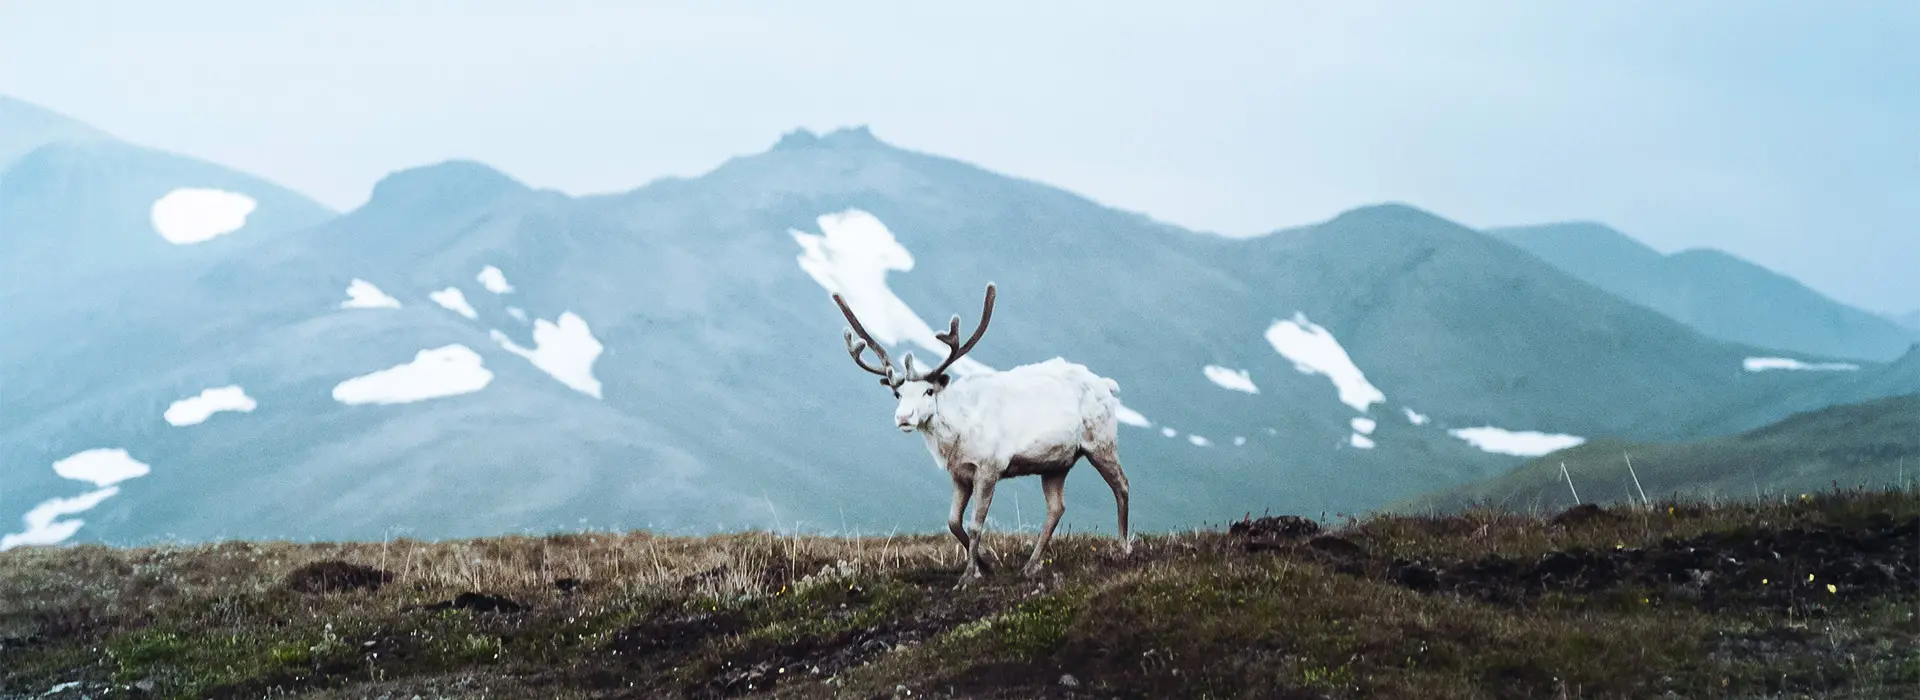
[1083,442,1131,556]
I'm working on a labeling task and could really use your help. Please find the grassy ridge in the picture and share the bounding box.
[3,488,1917,700]
[1398,393,1920,515]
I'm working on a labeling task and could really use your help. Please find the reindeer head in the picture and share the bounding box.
[833,283,996,433]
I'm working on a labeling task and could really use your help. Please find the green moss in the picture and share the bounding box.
[742,577,916,647]
[458,633,503,662]
[992,592,1084,657]
[100,625,355,700]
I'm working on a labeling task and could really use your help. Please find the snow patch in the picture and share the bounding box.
[791,210,990,378]
[149,188,257,244]
[3,449,153,551]
[332,345,493,405]
[1743,357,1860,372]
[1449,426,1586,457]
[1350,417,1377,435]
[53,448,151,488]
[0,487,120,551]
[164,385,256,426]
[1349,433,1376,450]
[477,265,515,294]
[793,209,1153,423]
[490,312,605,398]
[341,279,401,309]
[1202,365,1259,394]
[1187,434,1213,447]
[430,287,478,319]
[1160,427,1178,438]
[1403,407,1430,425]
[1264,312,1385,413]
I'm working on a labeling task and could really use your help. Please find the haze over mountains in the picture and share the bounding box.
[3,96,1914,550]
[1492,223,1917,362]
[0,97,336,301]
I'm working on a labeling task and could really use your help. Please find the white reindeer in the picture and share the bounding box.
[832,282,1132,586]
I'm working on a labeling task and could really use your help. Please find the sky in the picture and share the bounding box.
[3,0,1916,313]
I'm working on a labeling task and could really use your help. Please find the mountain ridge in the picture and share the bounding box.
[0,94,114,166]
[3,116,1913,550]
[1491,222,1916,362]
[0,96,337,303]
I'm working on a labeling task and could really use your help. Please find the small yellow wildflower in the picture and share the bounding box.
[1827,584,1837,594]
[1762,578,1769,584]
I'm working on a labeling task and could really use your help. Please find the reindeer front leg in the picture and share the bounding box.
[946,476,972,555]
[1023,473,1067,577]
[958,468,1000,587]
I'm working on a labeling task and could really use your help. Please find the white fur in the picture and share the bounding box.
[895,358,1118,465]
[833,283,1131,586]
[885,356,1132,586]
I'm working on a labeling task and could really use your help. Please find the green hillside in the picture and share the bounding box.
[1399,393,1920,514]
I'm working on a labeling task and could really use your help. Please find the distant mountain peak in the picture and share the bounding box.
[363,159,533,213]
[0,95,115,167]
[1487,221,1663,261]
[769,125,885,152]
[1495,221,1918,362]
[0,95,104,133]
[1320,202,1471,237]
[770,128,819,150]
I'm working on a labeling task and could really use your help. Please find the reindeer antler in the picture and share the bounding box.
[834,292,905,388]
[918,282,996,380]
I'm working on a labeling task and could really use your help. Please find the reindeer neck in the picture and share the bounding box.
[922,393,968,448]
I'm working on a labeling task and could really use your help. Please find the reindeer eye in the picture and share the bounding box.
[924,388,935,396]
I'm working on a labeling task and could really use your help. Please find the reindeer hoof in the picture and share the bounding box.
[1021,561,1045,578]
[954,570,985,589]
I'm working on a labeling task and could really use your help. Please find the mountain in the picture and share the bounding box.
[0,95,111,166]
[1898,310,1920,332]
[4,125,1912,550]
[0,96,336,301]
[1491,222,1917,362]
[1397,392,1920,513]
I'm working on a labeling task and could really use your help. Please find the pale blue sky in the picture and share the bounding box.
[3,1,1915,312]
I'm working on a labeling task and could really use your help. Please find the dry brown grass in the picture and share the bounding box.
[2,488,1916,700]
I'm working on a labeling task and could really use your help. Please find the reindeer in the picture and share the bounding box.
[832,282,1132,587]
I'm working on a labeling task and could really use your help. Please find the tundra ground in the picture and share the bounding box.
[3,487,1916,699]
